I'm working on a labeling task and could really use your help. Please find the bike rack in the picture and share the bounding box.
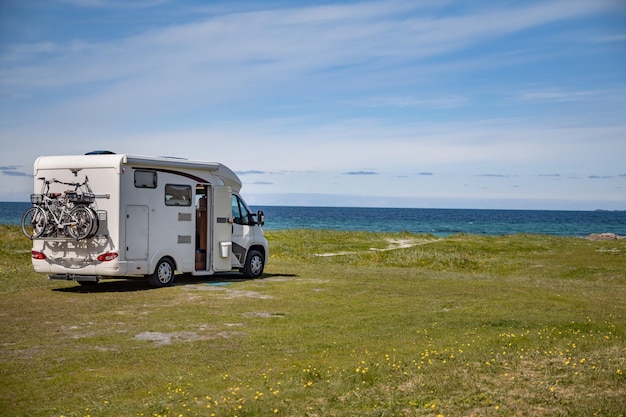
[23,177,111,241]
[31,237,76,241]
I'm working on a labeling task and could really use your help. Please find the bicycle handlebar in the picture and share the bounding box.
[54,179,81,187]
[38,177,88,187]
[37,176,92,196]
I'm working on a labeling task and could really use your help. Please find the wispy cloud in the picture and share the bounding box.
[516,86,626,106]
[2,0,617,105]
[592,33,626,43]
[519,90,596,103]
[236,170,267,175]
[58,0,171,8]
[343,171,379,176]
[0,166,31,177]
[518,88,626,104]
[1,0,624,208]
[346,95,468,109]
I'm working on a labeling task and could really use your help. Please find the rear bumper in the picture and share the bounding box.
[33,260,127,277]
[49,274,99,282]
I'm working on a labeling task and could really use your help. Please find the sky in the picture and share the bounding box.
[1,0,625,210]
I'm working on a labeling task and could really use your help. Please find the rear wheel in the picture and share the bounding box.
[147,257,175,287]
[84,207,99,238]
[21,207,47,239]
[242,250,264,278]
[67,206,94,240]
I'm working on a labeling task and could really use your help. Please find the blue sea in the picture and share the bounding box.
[2,201,624,237]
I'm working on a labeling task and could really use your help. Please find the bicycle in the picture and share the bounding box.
[21,177,98,240]
[57,177,99,238]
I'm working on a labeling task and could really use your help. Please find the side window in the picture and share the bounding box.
[134,170,157,188]
[165,184,192,206]
[231,195,251,225]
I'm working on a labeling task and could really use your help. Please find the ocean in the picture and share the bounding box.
[2,201,624,237]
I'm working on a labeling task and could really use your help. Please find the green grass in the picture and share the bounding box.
[1,225,624,416]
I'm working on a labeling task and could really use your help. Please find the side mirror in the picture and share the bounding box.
[256,210,265,226]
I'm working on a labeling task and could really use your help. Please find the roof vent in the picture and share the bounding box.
[85,150,116,155]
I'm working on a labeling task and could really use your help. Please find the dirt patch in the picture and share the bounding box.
[133,331,202,346]
[221,289,272,299]
[133,330,244,346]
[243,312,285,318]
[315,237,440,257]
[183,285,272,299]
[369,238,422,252]
[315,250,355,257]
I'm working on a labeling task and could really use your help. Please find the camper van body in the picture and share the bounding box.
[28,154,268,286]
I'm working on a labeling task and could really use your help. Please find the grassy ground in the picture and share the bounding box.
[0,225,624,417]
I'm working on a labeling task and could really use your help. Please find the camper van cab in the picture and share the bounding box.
[27,153,268,287]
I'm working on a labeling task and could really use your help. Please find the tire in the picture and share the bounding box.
[84,207,99,238]
[242,250,264,279]
[67,206,94,240]
[147,257,175,287]
[21,207,47,239]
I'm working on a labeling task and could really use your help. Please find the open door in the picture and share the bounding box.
[212,185,233,272]
[195,186,209,271]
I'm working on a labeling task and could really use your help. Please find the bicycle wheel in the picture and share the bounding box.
[84,207,99,238]
[21,207,47,239]
[67,206,94,240]
[72,206,99,238]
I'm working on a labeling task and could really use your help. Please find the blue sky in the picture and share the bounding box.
[1,0,625,209]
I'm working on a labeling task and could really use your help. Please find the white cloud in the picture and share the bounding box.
[57,0,172,8]
[593,33,626,43]
[17,116,620,174]
[1,0,624,208]
[345,95,469,109]
[2,0,616,96]
[518,87,626,103]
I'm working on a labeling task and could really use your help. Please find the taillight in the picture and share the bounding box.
[31,250,46,260]
[97,251,119,262]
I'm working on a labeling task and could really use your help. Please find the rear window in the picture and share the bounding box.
[134,170,157,188]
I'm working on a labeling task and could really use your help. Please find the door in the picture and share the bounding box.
[195,187,209,270]
[212,186,232,271]
[230,193,254,266]
[126,205,149,260]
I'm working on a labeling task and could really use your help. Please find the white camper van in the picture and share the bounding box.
[24,153,269,287]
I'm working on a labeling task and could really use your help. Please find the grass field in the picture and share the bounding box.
[0,224,624,417]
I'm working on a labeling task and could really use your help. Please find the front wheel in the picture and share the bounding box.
[242,250,265,279]
[147,257,175,287]
[21,207,47,239]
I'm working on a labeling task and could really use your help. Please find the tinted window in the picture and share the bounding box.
[231,195,251,224]
[165,184,192,206]
[134,170,157,188]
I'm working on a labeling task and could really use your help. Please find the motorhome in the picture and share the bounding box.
[25,153,268,286]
